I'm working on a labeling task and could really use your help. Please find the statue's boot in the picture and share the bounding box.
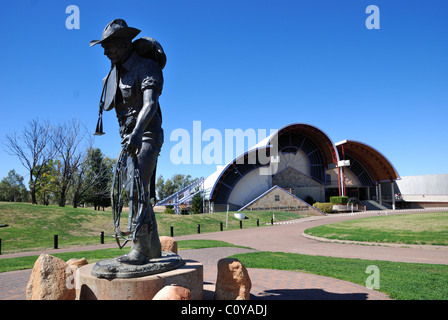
[149,210,161,259]
[116,224,151,265]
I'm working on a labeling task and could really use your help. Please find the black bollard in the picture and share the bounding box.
[197,224,200,234]
[170,226,174,237]
[0,238,2,255]
[240,220,243,229]
[54,235,58,249]
[257,219,259,227]
[100,231,104,244]
[220,222,223,231]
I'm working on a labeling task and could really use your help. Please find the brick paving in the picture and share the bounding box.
[180,247,391,300]
[1,208,446,300]
[0,269,31,300]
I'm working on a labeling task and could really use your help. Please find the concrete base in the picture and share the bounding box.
[75,260,203,300]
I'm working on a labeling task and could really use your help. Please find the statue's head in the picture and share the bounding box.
[101,39,133,64]
[90,19,140,64]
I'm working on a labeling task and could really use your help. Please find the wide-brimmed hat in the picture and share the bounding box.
[90,19,141,47]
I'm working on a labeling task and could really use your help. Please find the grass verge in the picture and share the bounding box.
[0,240,250,273]
[304,212,448,246]
[0,202,305,254]
[230,251,448,300]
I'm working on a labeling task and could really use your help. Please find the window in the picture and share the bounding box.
[275,195,280,201]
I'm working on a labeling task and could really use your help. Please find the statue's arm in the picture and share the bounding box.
[124,88,159,155]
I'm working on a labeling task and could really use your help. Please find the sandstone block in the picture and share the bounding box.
[152,284,191,300]
[160,236,178,254]
[214,258,251,300]
[66,258,88,274]
[26,254,76,300]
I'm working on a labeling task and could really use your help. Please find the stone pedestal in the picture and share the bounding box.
[76,260,203,300]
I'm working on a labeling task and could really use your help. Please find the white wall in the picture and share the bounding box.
[395,174,448,202]
[228,168,270,207]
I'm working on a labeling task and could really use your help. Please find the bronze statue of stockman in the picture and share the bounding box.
[90,19,182,278]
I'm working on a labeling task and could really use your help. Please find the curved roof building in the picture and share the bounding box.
[202,123,399,212]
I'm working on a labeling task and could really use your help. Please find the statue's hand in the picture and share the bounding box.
[123,132,142,156]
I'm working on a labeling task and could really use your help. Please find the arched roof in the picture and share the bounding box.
[208,123,339,204]
[208,146,270,204]
[335,140,399,183]
[274,123,339,167]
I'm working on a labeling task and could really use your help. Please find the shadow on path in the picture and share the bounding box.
[251,288,368,300]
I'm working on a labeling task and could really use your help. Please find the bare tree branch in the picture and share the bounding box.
[52,118,90,207]
[2,118,56,204]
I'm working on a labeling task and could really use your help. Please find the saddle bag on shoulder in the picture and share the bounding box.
[132,37,167,70]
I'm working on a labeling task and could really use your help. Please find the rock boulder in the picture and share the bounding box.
[214,258,251,300]
[152,284,191,300]
[160,236,178,254]
[26,254,76,300]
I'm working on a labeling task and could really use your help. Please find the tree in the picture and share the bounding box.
[71,148,115,209]
[52,119,90,207]
[0,170,29,202]
[191,192,203,214]
[155,174,197,202]
[33,160,59,205]
[3,118,56,204]
[91,155,115,210]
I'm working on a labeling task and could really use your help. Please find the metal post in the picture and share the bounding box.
[239,220,243,229]
[341,145,346,197]
[257,219,259,227]
[220,222,223,231]
[375,183,379,200]
[54,235,58,249]
[226,204,229,229]
[391,181,396,210]
[337,166,342,196]
[170,226,174,237]
[378,183,383,205]
[0,239,2,255]
[202,177,205,214]
[100,231,104,244]
[197,224,200,234]
[174,193,179,215]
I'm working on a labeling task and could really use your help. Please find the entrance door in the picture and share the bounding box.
[349,188,359,199]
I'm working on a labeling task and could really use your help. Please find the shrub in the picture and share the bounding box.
[313,202,334,213]
[163,206,175,214]
[330,196,349,204]
[191,193,203,214]
[304,196,315,205]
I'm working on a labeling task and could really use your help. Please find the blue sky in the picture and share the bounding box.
[0,0,447,184]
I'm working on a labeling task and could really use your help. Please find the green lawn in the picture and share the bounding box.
[304,212,448,246]
[230,251,448,300]
[2,241,447,300]
[2,204,448,300]
[0,202,304,254]
[0,239,250,273]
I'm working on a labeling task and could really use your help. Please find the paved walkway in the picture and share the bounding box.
[179,247,389,300]
[1,208,447,300]
[177,209,448,265]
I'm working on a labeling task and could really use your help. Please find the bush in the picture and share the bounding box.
[163,206,175,214]
[330,196,349,204]
[313,202,333,213]
[304,196,315,205]
[191,193,203,214]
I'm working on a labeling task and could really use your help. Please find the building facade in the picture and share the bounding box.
[204,123,401,212]
[158,123,447,213]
